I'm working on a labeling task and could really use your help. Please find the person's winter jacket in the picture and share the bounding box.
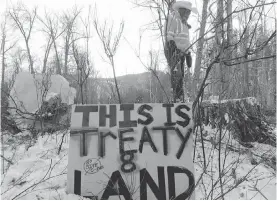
[165,10,191,53]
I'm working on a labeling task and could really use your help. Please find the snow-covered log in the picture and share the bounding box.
[196,97,276,146]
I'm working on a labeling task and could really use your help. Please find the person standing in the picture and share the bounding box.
[164,1,197,102]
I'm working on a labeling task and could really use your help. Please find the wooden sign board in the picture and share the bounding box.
[67,103,195,200]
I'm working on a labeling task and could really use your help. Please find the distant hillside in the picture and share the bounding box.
[88,71,172,103]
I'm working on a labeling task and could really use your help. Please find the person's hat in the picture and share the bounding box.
[172,1,198,14]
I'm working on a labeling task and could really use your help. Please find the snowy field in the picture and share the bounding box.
[1,126,276,200]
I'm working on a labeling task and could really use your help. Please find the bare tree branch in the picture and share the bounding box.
[9,3,37,73]
[93,9,124,103]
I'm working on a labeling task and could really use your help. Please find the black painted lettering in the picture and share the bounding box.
[119,128,137,173]
[167,166,195,200]
[137,104,153,125]
[119,128,136,154]
[101,170,131,200]
[175,105,191,127]
[152,127,175,156]
[81,132,86,156]
[120,150,137,173]
[119,104,137,128]
[99,105,116,127]
[74,170,81,195]
[75,105,98,127]
[139,126,157,153]
[70,129,98,157]
[140,167,166,200]
[98,131,117,157]
[162,104,176,126]
[175,128,193,159]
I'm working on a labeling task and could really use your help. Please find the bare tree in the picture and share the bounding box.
[1,12,7,176]
[192,0,209,99]
[72,42,91,104]
[41,35,53,73]
[81,6,93,103]
[242,9,250,97]
[38,11,65,74]
[1,12,17,175]
[93,12,124,104]
[1,15,7,90]
[62,7,81,75]
[225,0,234,98]
[9,3,37,74]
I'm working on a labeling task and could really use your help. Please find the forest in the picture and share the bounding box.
[1,0,276,200]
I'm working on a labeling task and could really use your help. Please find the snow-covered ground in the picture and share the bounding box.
[1,130,86,200]
[1,126,276,200]
[194,126,276,200]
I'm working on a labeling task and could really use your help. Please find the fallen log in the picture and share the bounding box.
[196,97,276,147]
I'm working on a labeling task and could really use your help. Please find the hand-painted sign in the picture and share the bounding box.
[67,103,195,200]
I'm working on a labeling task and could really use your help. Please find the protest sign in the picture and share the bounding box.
[67,103,194,200]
